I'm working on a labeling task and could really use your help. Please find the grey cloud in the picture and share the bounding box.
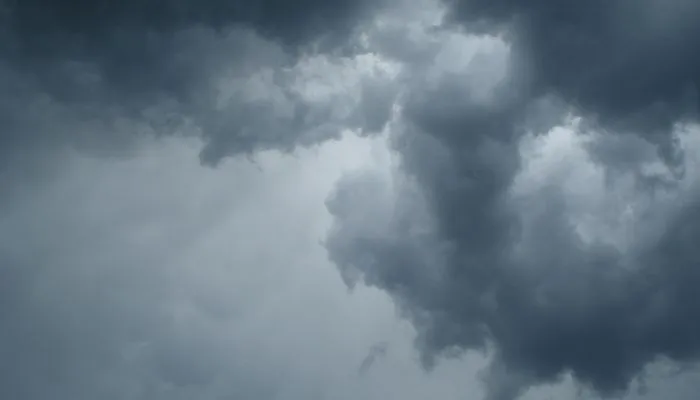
[441,0,700,158]
[197,57,397,165]
[6,1,700,400]
[0,0,396,189]
[328,123,700,400]
[325,4,700,399]
[3,0,379,52]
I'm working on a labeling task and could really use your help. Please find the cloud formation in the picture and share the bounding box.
[0,0,396,184]
[326,1,700,399]
[4,1,700,399]
[445,0,700,138]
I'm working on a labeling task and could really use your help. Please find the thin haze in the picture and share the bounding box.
[1,1,700,400]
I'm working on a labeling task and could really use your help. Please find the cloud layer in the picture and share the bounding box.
[3,1,700,399]
[445,0,700,137]
[326,2,700,399]
[0,0,396,183]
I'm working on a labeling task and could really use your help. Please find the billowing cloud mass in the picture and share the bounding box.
[0,0,396,181]
[445,0,700,161]
[326,1,700,399]
[3,1,700,400]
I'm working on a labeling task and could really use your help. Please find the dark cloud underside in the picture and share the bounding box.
[5,0,373,46]
[0,0,394,183]
[326,2,700,399]
[445,0,700,150]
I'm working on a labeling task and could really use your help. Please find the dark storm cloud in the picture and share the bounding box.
[442,0,700,157]
[326,2,700,399]
[0,0,394,181]
[4,0,378,50]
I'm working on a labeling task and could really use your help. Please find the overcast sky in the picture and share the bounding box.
[2,1,700,399]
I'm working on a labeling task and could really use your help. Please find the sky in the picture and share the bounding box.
[1,1,700,399]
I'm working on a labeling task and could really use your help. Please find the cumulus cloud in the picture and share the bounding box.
[5,1,700,400]
[326,1,700,399]
[444,0,700,163]
[0,0,397,187]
